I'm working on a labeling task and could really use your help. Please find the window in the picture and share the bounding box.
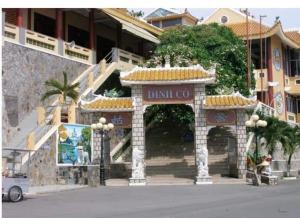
[296,80,300,85]
[151,21,160,28]
[34,13,55,37]
[162,18,182,28]
[221,16,228,24]
[286,95,297,113]
[67,25,89,48]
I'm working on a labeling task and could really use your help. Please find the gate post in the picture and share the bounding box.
[236,109,247,178]
[194,84,212,184]
[129,85,146,186]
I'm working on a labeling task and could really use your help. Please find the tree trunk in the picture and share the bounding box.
[287,154,292,177]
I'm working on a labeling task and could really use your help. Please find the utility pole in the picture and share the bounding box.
[260,15,267,103]
[244,9,251,89]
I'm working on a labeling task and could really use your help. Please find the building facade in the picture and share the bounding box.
[144,8,198,29]
[202,8,300,124]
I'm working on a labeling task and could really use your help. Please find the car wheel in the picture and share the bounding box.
[8,186,23,202]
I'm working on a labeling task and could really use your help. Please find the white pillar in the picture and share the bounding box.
[236,109,247,178]
[194,84,212,184]
[129,85,146,186]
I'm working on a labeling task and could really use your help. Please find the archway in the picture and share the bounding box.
[207,126,237,178]
[144,104,196,183]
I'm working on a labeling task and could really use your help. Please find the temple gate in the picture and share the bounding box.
[81,64,256,186]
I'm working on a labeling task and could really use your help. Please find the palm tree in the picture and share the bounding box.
[281,125,300,177]
[258,116,288,155]
[41,72,79,104]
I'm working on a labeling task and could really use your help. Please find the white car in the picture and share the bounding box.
[2,176,29,202]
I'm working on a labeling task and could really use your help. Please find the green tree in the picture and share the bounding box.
[129,10,144,18]
[41,72,80,104]
[281,125,300,177]
[147,24,255,96]
[256,114,288,155]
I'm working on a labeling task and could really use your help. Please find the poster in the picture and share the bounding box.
[57,123,92,166]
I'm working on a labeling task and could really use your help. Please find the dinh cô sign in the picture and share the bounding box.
[142,85,194,104]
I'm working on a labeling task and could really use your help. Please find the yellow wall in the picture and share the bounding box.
[202,8,246,25]
[285,76,300,95]
[270,35,286,121]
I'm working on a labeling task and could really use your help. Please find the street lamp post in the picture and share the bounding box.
[91,117,114,186]
[245,114,268,165]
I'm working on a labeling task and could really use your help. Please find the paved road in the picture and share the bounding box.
[3,180,300,218]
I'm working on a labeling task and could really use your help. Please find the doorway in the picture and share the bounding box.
[96,36,116,63]
[144,104,196,183]
[207,126,237,177]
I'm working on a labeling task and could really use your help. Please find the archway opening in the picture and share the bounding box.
[207,126,237,178]
[144,104,196,183]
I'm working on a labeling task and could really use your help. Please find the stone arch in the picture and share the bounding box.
[207,126,238,177]
[142,104,196,180]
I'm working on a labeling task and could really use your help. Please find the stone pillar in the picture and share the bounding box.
[27,132,35,150]
[236,109,247,178]
[37,106,46,126]
[68,102,76,124]
[89,9,96,64]
[129,85,146,186]
[88,71,94,88]
[100,59,106,74]
[194,84,212,184]
[53,106,61,125]
[56,9,64,56]
[17,9,26,45]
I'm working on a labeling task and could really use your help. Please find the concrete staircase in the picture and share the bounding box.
[144,121,232,185]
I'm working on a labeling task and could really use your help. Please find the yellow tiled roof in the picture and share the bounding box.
[204,95,256,108]
[122,68,213,82]
[285,31,300,46]
[226,21,270,37]
[82,98,133,111]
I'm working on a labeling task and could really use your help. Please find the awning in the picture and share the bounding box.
[108,14,160,44]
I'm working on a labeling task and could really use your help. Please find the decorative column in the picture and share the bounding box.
[56,9,64,56]
[129,85,146,186]
[236,109,247,178]
[89,9,96,64]
[17,8,26,45]
[194,84,212,184]
[67,102,76,124]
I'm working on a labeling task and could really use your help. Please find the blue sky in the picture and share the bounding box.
[135,8,300,29]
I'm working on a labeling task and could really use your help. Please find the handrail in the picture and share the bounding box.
[111,120,156,162]
[111,47,143,65]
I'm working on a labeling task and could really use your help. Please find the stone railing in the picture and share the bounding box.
[112,47,143,65]
[25,30,58,52]
[4,23,19,41]
[64,42,93,63]
[254,102,277,117]
[3,23,92,64]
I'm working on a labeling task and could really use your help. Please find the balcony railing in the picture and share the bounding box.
[3,23,93,64]
[112,47,144,65]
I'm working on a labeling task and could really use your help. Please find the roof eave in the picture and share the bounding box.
[120,78,216,86]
